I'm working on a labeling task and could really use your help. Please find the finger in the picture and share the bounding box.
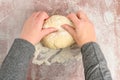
[41,28,58,37]
[67,13,80,26]
[31,12,40,18]
[36,12,49,28]
[34,11,41,17]
[39,11,49,20]
[62,24,77,40]
[77,11,89,21]
[31,12,37,17]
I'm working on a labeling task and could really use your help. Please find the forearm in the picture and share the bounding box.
[0,39,35,80]
[81,42,112,80]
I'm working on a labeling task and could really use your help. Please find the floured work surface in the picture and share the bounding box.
[32,43,81,65]
[0,0,120,80]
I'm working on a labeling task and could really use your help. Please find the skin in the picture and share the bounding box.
[20,11,57,45]
[20,11,96,47]
[62,11,96,47]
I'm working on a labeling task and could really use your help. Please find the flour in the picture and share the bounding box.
[104,11,114,25]
[105,0,113,8]
[42,15,75,49]
[32,43,81,65]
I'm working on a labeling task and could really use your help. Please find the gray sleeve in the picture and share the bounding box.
[81,42,112,80]
[0,39,35,80]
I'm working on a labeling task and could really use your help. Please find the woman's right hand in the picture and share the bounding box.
[63,11,96,47]
[20,11,57,45]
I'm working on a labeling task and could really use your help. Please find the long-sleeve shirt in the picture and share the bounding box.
[0,39,112,80]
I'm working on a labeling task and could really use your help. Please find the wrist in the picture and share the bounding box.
[78,40,96,48]
[20,36,35,45]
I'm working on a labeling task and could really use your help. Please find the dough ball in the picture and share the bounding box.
[42,15,75,49]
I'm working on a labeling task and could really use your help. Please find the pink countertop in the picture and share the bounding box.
[0,0,120,80]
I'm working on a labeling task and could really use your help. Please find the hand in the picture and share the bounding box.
[20,11,57,45]
[62,11,96,47]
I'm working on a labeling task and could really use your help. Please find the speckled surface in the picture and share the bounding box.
[0,0,120,80]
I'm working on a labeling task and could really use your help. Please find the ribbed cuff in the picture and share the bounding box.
[14,38,35,53]
[81,42,99,54]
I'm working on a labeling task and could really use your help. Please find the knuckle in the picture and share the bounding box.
[31,12,37,16]
[68,13,75,17]
[40,11,48,18]
[69,13,74,15]
[40,11,47,16]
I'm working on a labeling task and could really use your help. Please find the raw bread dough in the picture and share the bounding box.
[42,15,75,49]
[32,15,81,66]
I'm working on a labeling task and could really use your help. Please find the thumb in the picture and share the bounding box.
[42,27,57,37]
[62,24,76,38]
